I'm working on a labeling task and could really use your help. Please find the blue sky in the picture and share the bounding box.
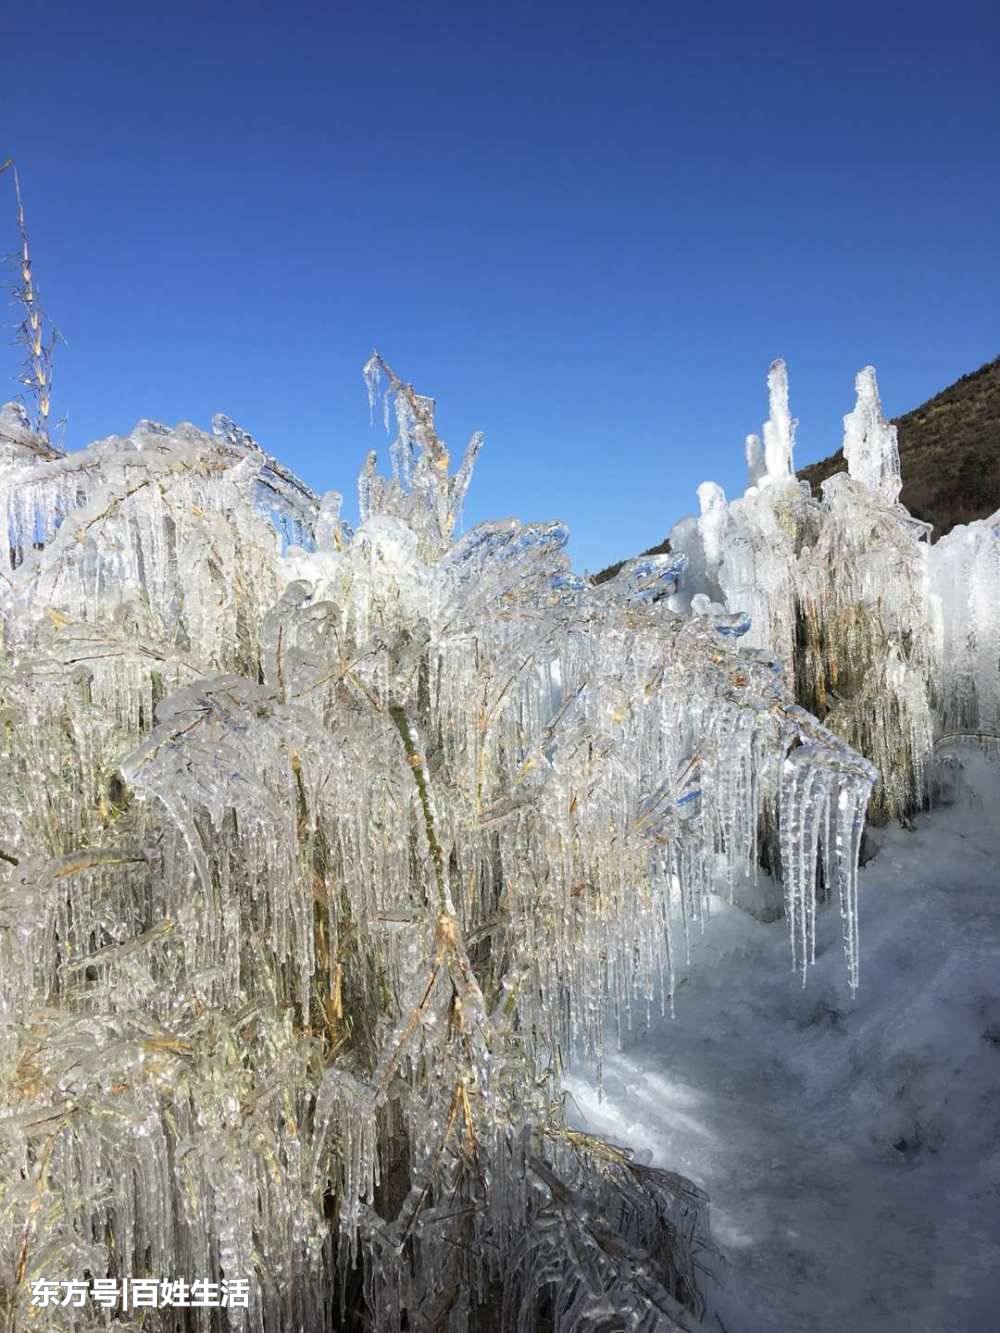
[3,0,997,572]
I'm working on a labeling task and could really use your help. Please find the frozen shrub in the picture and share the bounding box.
[666,361,1000,823]
[0,359,875,1330]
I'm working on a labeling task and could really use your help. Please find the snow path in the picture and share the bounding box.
[567,754,1000,1332]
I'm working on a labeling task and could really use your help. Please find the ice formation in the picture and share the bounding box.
[929,514,1000,737]
[0,360,879,1330]
[761,358,796,483]
[842,366,902,503]
[669,359,1000,824]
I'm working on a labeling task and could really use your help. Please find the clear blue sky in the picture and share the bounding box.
[3,0,997,572]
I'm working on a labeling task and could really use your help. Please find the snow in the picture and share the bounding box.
[567,749,1000,1332]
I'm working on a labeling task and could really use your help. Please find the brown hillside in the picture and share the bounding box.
[798,355,1000,537]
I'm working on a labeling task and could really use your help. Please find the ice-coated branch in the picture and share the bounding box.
[1,160,58,437]
[388,700,453,913]
[361,350,484,550]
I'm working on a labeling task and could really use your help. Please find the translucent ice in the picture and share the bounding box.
[0,360,879,1332]
[667,360,967,823]
[842,366,901,503]
[762,358,796,483]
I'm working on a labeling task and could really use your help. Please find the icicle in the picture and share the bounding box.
[780,747,833,982]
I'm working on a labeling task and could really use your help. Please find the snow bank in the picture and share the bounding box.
[568,748,1000,1332]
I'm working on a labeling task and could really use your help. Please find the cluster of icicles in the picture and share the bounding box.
[669,361,1000,822]
[0,361,878,1332]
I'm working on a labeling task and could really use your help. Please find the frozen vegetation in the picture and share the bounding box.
[669,361,1000,821]
[0,354,997,1331]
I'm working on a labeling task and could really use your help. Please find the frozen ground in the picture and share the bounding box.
[567,752,1000,1333]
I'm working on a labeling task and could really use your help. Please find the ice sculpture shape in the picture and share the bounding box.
[930,510,1000,736]
[744,432,765,489]
[0,361,876,1331]
[669,359,1000,823]
[762,358,796,483]
[842,366,902,503]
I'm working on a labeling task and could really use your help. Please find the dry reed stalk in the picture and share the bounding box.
[1,159,57,436]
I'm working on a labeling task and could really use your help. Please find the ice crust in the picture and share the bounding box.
[0,357,917,1331]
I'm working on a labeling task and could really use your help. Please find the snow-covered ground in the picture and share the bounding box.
[567,752,1000,1332]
